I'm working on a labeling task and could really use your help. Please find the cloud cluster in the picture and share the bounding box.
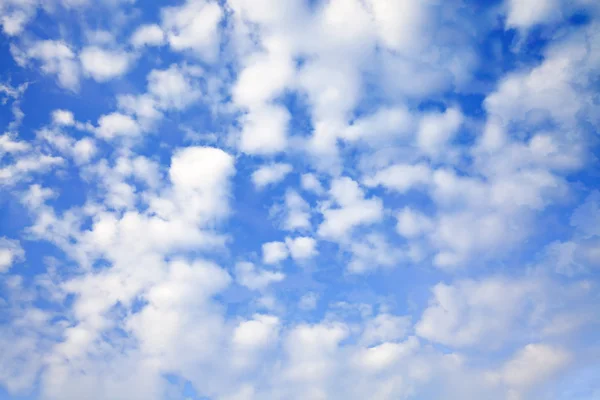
[1,0,600,400]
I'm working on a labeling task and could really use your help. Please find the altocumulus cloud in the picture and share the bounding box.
[1,0,600,399]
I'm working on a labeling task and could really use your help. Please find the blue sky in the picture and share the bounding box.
[0,0,599,399]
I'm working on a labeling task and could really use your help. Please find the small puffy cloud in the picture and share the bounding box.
[360,313,411,346]
[161,0,223,61]
[396,207,434,238]
[300,173,324,194]
[51,109,75,126]
[417,107,463,156]
[147,64,201,110]
[73,138,97,164]
[239,105,290,155]
[282,190,311,231]
[232,42,294,109]
[486,344,571,398]
[368,0,428,52]
[96,112,141,139]
[318,177,383,240]
[232,314,279,350]
[342,106,414,145]
[167,146,236,221]
[80,47,133,82]
[0,154,64,186]
[130,24,165,48]
[251,163,292,189]
[235,261,284,291]
[0,2,35,36]
[415,277,543,348]
[262,241,289,264]
[0,237,24,273]
[364,163,431,194]
[0,133,30,154]
[348,233,403,274]
[14,40,80,90]
[285,236,317,261]
[354,338,419,373]
[22,184,55,209]
[506,0,559,29]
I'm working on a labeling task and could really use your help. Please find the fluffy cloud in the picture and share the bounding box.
[80,47,133,82]
[51,109,74,126]
[130,24,165,48]
[251,163,292,189]
[161,0,222,61]
[235,261,284,291]
[11,40,80,90]
[318,177,383,240]
[95,112,141,139]
[0,237,24,272]
[261,241,288,264]
[506,0,560,29]
[415,277,545,348]
[1,1,600,399]
[285,236,317,261]
[146,64,201,110]
[239,105,290,155]
[486,344,571,398]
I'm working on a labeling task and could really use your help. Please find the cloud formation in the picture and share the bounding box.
[0,1,599,399]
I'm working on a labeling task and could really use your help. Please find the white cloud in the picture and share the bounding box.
[239,104,290,155]
[51,109,74,126]
[318,177,383,241]
[280,189,311,231]
[166,146,236,222]
[0,238,24,273]
[95,112,140,139]
[0,133,30,154]
[235,261,284,291]
[285,236,317,261]
[232,314,279,350]
[13,40,80,90]
[0,0,37,36]
[1,2,599,400]
[130,24,165,48]
[300,173,324,194]
[486,344,571,398]
[347,233,404,274]
[360,313,411,346]
[355,338,419,374]
[80,47,132,82]
[22,184,55,209]
[415,277,543,348]
[506,0,559,29]
[251,163,292,189]
[0,154,64,186]
[364,163,431,194]
[262,241,289,264]
[147,64,201,110]
[161,0,223,61]
[367,0,428,52]
[396,207,434,238]
[417,107,463,156]
[342,106,414,145]
[232,38,295,109]
[72,138,97,164]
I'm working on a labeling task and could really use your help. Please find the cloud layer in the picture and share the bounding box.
[1,1,600,400]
